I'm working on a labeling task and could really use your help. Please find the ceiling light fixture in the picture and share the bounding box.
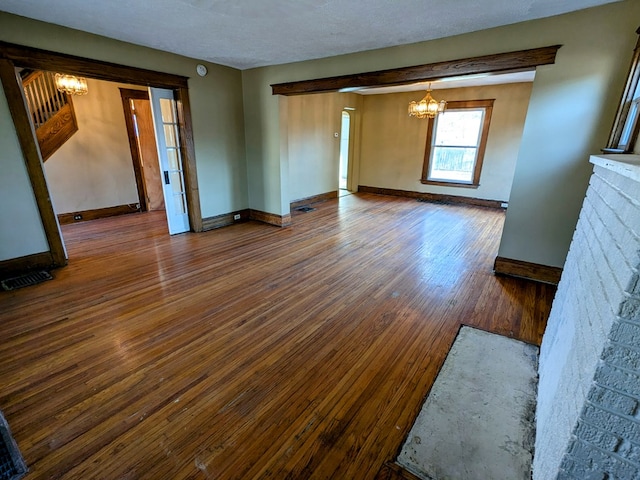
[54,73,88,95]
[408,83,446,119]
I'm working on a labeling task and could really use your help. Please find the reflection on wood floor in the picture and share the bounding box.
[0,193,556,479]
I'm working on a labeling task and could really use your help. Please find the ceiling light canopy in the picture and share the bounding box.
[54,73,88,95]
[408,84,446,119]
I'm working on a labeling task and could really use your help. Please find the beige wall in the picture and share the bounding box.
[0,11,247,262]
[243,0,640,268]
[287,92,360,202]
[44,79,141,213]
[359,83,533,202]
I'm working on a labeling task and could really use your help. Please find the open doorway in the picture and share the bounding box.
[121,88,164,213]
[0,42,202,269]
[339,110,351,191]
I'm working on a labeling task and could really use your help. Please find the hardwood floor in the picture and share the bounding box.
[0,193,556,479]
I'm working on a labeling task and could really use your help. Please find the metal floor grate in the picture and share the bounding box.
[0,413,27,480]
[1,271,52,291]
[295,206,316,213]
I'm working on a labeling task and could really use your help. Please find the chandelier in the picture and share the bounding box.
[408,84,446,119]
[54,73,88,96]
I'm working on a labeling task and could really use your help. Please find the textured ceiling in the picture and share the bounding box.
[0,0,623,70]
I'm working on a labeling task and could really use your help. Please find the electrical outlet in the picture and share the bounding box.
[233,214,241,220]
[74,214,82,221]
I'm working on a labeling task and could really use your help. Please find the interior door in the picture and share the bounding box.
[149,87,190,235]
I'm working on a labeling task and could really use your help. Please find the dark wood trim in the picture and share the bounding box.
[358,185,505,209]
[0,58,67,268]
[202,209,250,231]
[290,191,338,209]
[374,462,423,480]
[493,256,562,285]
[0,41,188,89]
[0,252,55,278]
[120,88,149,212]
[422,99,494,187]
[249,209,292,227]
[175,86,203,233]
[57,204,141,225]
[271,46,561,96]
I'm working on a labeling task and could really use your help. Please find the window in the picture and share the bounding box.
[605,27,640,153]
[421,99,494,187]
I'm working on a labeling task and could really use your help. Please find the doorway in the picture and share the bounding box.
[121,88,165,213]
[0,42,203,270]
[339,110,351,191]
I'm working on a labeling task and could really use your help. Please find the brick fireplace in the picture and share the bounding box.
[535,154,640,479]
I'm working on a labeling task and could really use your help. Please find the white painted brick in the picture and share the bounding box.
[574,420,621,451]
[588,386,638,417]
[536,163,640,480]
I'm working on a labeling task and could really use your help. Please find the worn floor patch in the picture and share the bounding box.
[397,326,538,480]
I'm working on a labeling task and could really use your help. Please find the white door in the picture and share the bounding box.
[149,87,190,235]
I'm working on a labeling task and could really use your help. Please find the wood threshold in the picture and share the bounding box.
[57,204,142,225]
[271,45,561,96]
[358,185,504,209]
[494,255,562,285]
[290,191,338,209]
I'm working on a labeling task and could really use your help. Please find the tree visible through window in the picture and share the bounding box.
[421,99,494,187]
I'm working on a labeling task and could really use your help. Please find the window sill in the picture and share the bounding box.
[420,179,480,188]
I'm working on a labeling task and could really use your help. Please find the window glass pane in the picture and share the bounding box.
[173,194,187,214]
[160,98,175,123]
[167,148,180,170]
[164,124,177,147]
[429,147,476,183]
[620,100,639,146]
[170,171,184,194]
[434,110,483,147]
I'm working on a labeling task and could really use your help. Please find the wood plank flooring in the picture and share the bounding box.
[0,193,556,479]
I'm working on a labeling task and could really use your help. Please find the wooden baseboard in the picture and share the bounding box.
[0,251,63,278]
[249,209,292,227]
[374,462,423,480]
[58,204,141,225]
[494,256,562,285]
[202,209,250,231]
[358,186,505,209]
[290,191,338,209]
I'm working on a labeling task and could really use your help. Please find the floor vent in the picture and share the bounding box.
[0,413,27,480]
[416,198,449,205]
[1,271,53,291]
[295,206,316,213]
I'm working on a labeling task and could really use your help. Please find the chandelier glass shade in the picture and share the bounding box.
[54,73,88,95]
[408,85,446,119]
